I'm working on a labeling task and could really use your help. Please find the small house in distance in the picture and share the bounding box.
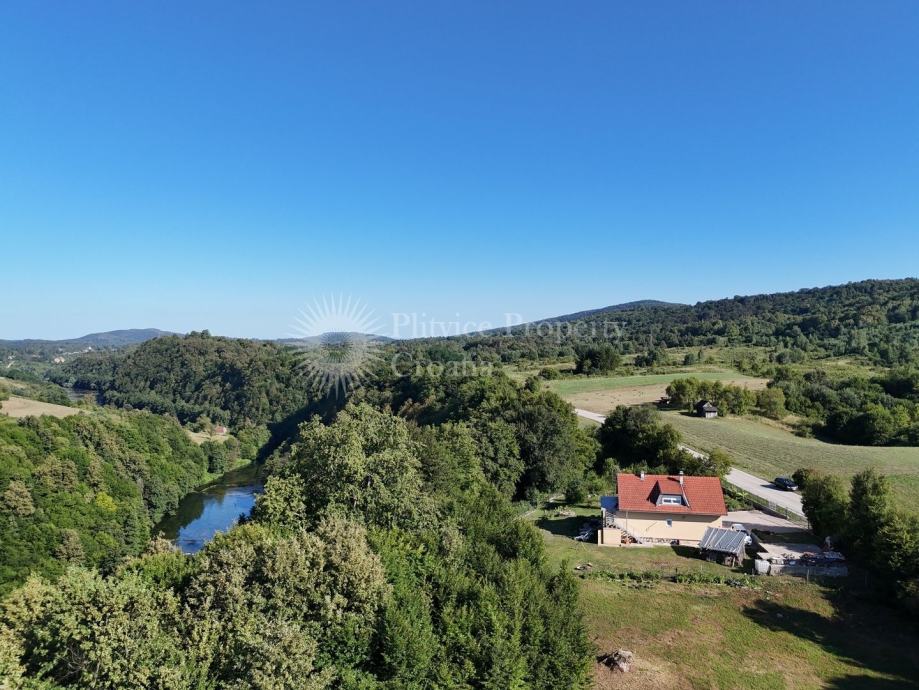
[599,472,727,546]
[695,400,718,418]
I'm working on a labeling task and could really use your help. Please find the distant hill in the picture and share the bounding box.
[546,299,685,323]
[276,332,394,347]
[0,329,174,351]
[56,331,316,427]
[453,278,919,367]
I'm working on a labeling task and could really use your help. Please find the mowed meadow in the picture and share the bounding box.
[544,369,768,413]
[543,368,919,509]
[663,412,919,509]
[529,507,919,690]
[0,395,80,419]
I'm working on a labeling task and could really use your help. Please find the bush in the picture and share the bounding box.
[538,367,560,380]
[792,467,815,489]
[564,477,587,504]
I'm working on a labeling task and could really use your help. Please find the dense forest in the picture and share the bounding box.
[772,366,919,445]
[0,404,590,689]
[0,411,211,594]
[52,332,316,428]
[450,279,919,366]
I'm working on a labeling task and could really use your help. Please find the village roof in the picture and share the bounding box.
[699,527,747,555]
[616,473,727,515]
[695,400,718,412]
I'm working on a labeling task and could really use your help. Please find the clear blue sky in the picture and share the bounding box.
[2,2,918,339]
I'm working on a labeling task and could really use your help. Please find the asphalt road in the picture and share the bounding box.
[725,468,804,516]
[573,408,805,517]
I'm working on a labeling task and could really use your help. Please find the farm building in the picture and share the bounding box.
[598,472,727,546]
[699,527,747,566]
[695,400,718,418]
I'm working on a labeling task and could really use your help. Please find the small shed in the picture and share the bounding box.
[695,400,718,418]
[699,527,746,566]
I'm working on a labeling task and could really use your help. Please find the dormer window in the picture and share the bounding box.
[660,495,682,506]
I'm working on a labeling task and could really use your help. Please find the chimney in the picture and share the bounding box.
[678,470,684,486]
[640,471,645,481]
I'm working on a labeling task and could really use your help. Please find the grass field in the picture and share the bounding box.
[0,395,81,419]
[547,370,768,414]
[529,506,919,689]
[663,412,919,508]
[186,429,232,445]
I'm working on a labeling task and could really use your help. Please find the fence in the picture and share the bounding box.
[721,482,810,527]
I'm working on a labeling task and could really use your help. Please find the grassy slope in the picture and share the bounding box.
[0,396,80,419]
[545,370,761,397]
[664,412,919,508]
[530,507,919,689]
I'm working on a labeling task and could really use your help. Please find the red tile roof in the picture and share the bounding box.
[616,473,727,515]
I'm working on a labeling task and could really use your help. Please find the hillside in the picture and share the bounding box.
[55,331,316,427]
[454,278,919,366]
[542,299,685,323]
[0,408,210,593]
[0,328,173,351]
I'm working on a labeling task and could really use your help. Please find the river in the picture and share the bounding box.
[155,463,263,554]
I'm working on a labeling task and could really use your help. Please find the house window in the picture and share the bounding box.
[661,496,682,505]
[666,519,673,527]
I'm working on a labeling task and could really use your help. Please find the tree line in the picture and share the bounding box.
[799,468,919,611]
[442,279,919,367]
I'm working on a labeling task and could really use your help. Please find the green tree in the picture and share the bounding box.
[666,377,700,409]
[757,387,787,419]
[792,467,816,490]
[251,475,309,530]
[2,569,193,690]
[281,404,433,530]
[1,481,34,517]
[800,473,849,540]
[598,406,683,471]
[683,447,731,478]
[847,469,892,562]
[574,344,621,375]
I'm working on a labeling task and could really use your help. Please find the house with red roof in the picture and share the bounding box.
[599,471,727,546]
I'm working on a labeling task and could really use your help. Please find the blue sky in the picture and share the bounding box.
[2,2,918,339]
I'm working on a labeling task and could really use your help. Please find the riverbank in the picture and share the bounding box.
[155,461,264,553]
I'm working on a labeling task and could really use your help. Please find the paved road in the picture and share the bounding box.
[573,408,805,518]
[725,468,804,516]
[574,408,606,424]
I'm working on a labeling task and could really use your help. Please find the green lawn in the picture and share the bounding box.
[531,507,919,689]
[545,369,761,397]
[663,412,919,508]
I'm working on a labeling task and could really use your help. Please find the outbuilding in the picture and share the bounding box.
[699,527,747,566]
[695,400,718,418]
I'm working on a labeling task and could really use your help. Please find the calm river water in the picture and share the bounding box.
[155,463,263,554]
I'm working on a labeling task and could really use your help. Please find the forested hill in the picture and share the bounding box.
[0,328,172,352]
[544,299,685,322]
[0,409,210,593]
[460,279,919,365]
[53,332,314,427]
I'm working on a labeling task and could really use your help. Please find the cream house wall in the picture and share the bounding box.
[613,511,723,544]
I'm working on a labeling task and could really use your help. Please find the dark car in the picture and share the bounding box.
[773,476,798,491]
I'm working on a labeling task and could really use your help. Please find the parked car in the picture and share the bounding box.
[730,523,753,545]
[773,476,798,491]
